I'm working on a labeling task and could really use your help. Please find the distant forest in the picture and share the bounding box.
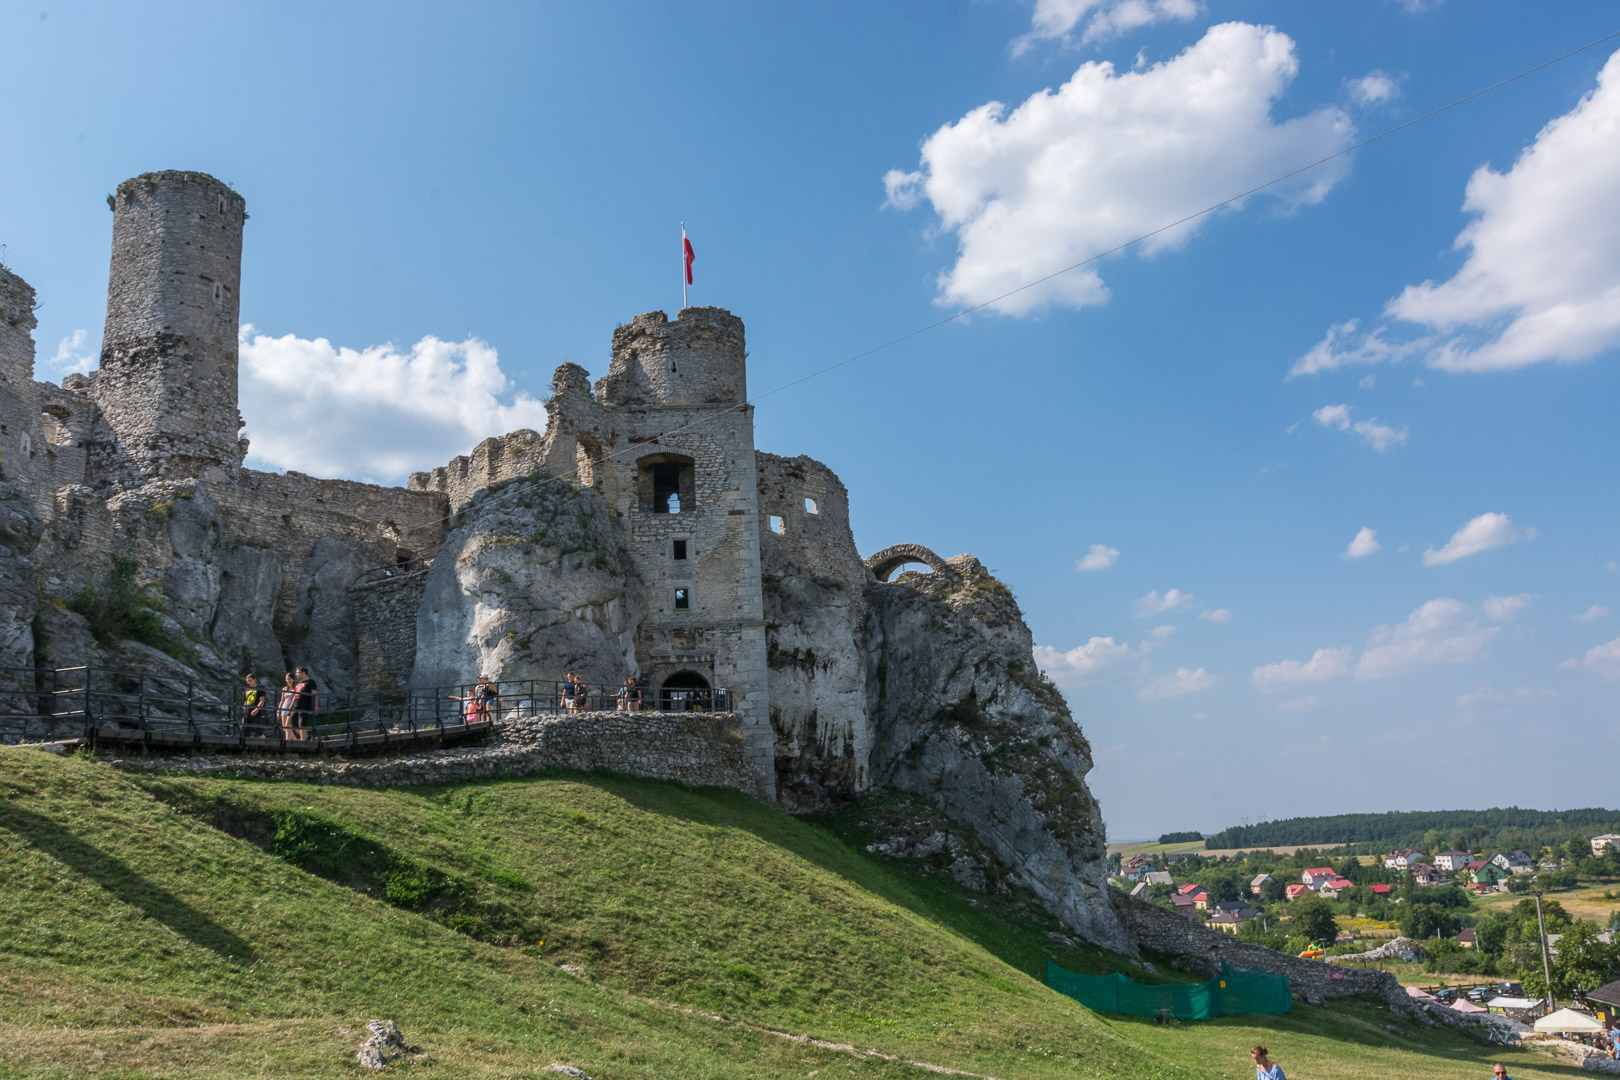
[1204,808,1620,855]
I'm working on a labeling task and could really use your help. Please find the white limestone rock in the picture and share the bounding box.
[864,556,1131,954]
[413,475,646,692]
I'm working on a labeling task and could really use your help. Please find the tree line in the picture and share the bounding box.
[1203,808,1620,854]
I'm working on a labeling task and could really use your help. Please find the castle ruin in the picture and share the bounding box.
[0,172,1131,951]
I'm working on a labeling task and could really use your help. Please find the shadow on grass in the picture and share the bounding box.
[0,804,256,964]
[505,768,1155,984]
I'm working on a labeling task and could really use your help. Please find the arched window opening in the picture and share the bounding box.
[768,515,785,535]
[804,496,820,515]
[637,453,696,514]
[660,670,711,712]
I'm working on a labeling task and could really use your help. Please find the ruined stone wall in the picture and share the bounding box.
[211,468,448,626]
[1113,893,1410,1010]
[0,268,47,513]
[352,569,429,688]
[112,710,754,794]
[756,452,871,809]
[408,428,548,512]
[94,172,247,484]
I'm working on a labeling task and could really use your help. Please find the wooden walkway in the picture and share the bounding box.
[77,717,495,755]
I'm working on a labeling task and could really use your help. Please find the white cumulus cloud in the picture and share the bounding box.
[1251,646,1353,693]
[1034,637,1138,685]
[1311,403,1408,450]
[1075,543,1120,571]
[884,22,1353,315]
[1346,70,1402,105]
[1575,604,1612,623]
[1139,666,1218,701]
[1135,588,1195,617]
[1356,598,1498,679]
[1481,594,1533,621]
[1562,638,1620,679]
[1344,526,1382,559]
[1422,512,1535,567]
[238,326,550,485]
[1308,49,1620,376]
[1014,0,1200,52]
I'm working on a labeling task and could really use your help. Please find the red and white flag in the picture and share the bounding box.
[682,226,696,285]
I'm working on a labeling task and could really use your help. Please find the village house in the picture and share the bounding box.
[1285,883,1309,901]
[1250,873,1273,897]
[1302,867,1337,889]
[1464,859,1509,886]
[1588,978,1620,1029]
[1489,851,1533,875]
[1591,834,1620,857]
[1456,928,1477,949]
[1141,870,1173,887]
[1411,864,1448,886]
[1433,851,1473,872]
[1368,883,1392,897]
[1384,849,1424,870]
[1208,905,1261,934]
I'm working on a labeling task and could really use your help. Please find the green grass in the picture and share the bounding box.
[0,748,1587,1079]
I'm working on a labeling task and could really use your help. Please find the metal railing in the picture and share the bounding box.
[0,666,731,752]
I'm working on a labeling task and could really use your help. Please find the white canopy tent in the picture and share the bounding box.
[1533,1008,1603,1033]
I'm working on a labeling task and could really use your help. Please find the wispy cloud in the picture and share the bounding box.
[1075,544,1120,572]
[1135,588,1195,617]
[1422,512,1535,566]
[1344,526,1382,559]
[1139,666,1219,701]
[1575,604,1612,624]
[1312,403,1408,450]
[1252,647,1353,693]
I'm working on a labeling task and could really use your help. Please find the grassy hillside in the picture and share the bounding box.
[0,748,1582,1079]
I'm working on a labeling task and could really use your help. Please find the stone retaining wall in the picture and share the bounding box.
[109,710,752,793]
[1113,893,1414,1013]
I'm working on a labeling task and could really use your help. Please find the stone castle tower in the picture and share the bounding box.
[0,266,45,499]
[94,171,247,483]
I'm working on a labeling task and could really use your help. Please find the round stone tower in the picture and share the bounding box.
[598,307,746,407]
[95,170,247,482]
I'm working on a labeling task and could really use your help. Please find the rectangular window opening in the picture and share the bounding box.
[804,497,819,515]
[673,587,690,611]
[673,539,688,560]
[768,515,785,535]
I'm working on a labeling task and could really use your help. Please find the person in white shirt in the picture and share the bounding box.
[1251,1045,1285,1080]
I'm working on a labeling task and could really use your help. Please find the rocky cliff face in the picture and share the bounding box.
[0,480,43,679]
[863,558,1131,954]
[413,473,646,693]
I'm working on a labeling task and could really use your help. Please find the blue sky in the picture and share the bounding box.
[4,1,1619,838]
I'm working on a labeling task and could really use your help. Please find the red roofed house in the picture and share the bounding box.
[1302,867,1336,889]
[1285,883,1309,901]
[1369,883,1392,896]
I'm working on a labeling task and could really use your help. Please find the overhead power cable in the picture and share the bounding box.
[401,27,1620,541]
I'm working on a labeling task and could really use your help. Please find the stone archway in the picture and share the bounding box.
[864,543,953,583]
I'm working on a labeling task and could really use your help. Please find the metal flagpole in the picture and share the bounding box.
[681,222,688,310]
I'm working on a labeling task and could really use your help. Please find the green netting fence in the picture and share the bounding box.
[1046,961,1291,1020]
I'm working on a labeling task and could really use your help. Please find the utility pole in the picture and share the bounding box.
[1534,890,1555,1012]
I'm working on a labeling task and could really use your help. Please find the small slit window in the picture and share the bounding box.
[768,515,785,535]
[673,587,690,611]
[673,539,688,560]
[213,282,223,305]
[219,195,227,213]
[804,497,819,515]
